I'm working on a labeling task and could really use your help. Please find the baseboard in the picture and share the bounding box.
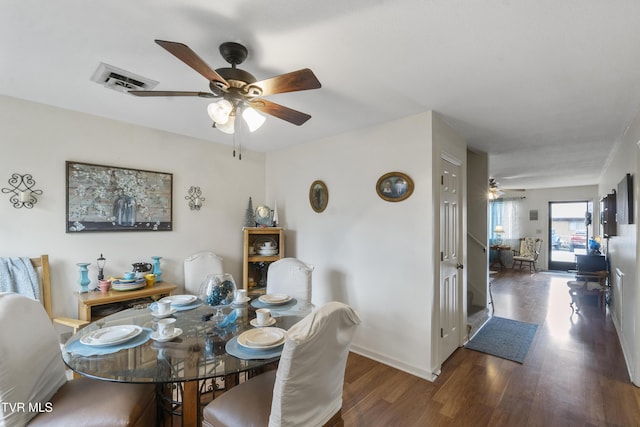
[349,345,437,382]
[611,311,637,385]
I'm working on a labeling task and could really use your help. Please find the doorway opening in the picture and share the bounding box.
[548,200,592,271]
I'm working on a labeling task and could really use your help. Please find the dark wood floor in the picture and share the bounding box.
[341,270,640,426]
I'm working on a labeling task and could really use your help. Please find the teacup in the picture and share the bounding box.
[157,318,176,337]
[263,242,273,248]
[234,289,247,303]
[98,280,111,292]
[255,308,272,326]
[123,271,135,280]
[156,300,171,315]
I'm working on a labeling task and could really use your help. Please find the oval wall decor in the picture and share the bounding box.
[309,180,328,213]
[376,172,414,202]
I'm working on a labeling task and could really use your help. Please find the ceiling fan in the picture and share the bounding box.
[489,178,525,199]
[129,39,322,134]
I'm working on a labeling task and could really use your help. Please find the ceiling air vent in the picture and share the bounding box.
[90,62,158,93]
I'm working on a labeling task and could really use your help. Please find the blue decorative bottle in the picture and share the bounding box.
[151,256,162,282]
[77,262,91,293]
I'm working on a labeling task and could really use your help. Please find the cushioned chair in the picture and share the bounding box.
[511,238,542,272]
[202,301,361,427]
[266,258,314,301]
[0,293,156,426]
[184,251,224,295]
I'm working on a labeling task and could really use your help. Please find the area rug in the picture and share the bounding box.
[465,316,538,363]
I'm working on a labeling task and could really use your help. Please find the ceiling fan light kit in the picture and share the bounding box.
[129,39,321,158]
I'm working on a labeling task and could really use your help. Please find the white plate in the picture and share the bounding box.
[160,295,197,306]
[259,294,292,305]
[237,327,285,349]
[80,325,142,347]
[150,328,183,342]
[150,307,177,318]
[111,282,146,291]
[250,318,276,327]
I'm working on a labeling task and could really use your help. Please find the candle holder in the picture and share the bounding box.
[151,256,163,282]
[185,186,204,211]
[77,262,91,293]
[1,173,43,209]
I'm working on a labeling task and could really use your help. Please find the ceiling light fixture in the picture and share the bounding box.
[208,100,265,133]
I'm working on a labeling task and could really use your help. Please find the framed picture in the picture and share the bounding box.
[376,172,414,202]
[309,180,328,213]
[66,161,173,232]
[529,210,538,221]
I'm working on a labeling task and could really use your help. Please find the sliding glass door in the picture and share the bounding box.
[548,201,592,271]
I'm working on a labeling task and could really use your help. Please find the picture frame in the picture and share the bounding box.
[529,210,538,221]
[309,180,328,213]
[617,173,634,224]
[66,161,173,232]
[376,172,414,202]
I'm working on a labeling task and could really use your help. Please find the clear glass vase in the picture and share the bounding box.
[199,273,237,307]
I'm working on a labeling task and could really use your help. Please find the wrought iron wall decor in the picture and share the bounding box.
[1,173,42,209]
[66,161,173,232]
[185,186,205,210]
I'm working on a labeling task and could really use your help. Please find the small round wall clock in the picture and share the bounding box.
[255,205,273,227]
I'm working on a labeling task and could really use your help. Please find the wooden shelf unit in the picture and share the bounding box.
[75,281,176,321]
[242,227,285,292]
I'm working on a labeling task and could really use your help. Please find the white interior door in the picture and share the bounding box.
[439,157,462,363]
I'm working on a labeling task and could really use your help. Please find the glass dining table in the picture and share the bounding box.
[62,296,313,427]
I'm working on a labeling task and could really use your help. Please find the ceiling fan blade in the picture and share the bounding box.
[248,68,321,97]
[129,90,216,98]
[248,99,311,126]
[155,40,229,88]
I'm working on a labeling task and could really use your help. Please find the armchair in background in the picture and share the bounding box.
[511,238,542,272]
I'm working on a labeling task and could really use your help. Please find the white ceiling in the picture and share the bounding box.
[3,0,640,190]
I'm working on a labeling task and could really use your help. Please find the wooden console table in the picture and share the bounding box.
[75,281,177,321]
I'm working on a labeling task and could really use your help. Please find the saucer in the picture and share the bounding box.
[232,296,251,304]
[250,318,276,327]
[150,307,177,318]
[150,328,182,342]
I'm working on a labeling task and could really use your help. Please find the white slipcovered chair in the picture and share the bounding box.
[202,301,361,427]
[183,251,224,295]
[266,258,314,301]
[0,293,156,426]
[511,237,543,272]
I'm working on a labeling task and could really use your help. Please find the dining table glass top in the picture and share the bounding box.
[62,297,314,384]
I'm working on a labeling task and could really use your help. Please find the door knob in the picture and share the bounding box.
[456,264,464,270]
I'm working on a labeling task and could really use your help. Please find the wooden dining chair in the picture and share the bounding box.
[0,292,157,426]
[202,301,360,427]
[29,255,89,334]
[266,258,314,301]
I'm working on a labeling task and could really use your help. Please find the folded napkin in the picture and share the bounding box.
[65,328,152,357]
[215,309,237,328]
[250,298,297,311]
[225,336,283,360]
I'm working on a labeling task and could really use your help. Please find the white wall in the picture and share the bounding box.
[0,95,265,318]
[265,112,436,379]
[599,108,639,385]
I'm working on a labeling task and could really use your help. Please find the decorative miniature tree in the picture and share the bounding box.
[244,197,255,227]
